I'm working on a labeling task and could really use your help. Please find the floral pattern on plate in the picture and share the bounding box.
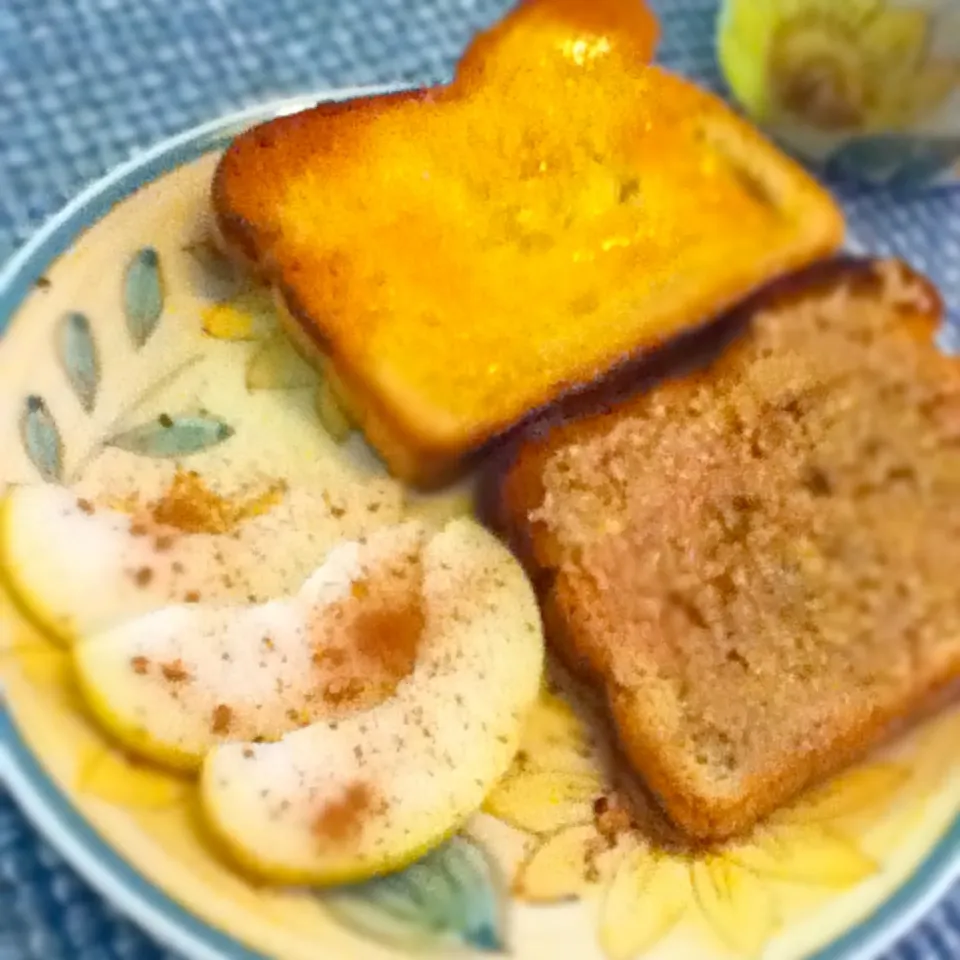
[485,689,953,959]
[0,148,959,960]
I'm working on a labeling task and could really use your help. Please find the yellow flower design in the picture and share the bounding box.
[3,640,71,692]
[201,286,318,392]
[0,639,185,809]
[75,744,187,809]
[721,0,960,132]
[201,288,278,342]
[486,689,911,959]
[193,240,359,440]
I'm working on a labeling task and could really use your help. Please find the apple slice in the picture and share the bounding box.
[0,479,402,645]
[198,518,544,885]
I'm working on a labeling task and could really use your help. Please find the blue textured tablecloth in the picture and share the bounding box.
[0,2,959,958]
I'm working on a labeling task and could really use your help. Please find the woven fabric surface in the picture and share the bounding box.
[0,1,959,958]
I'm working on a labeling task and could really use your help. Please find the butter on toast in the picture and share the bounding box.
[213,0,844,488]
[493,259,960,841]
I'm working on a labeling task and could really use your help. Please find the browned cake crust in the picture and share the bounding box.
[211,0,843,488]
[492,258,960,841]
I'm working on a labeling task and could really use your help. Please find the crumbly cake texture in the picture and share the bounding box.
[212,0,844,487]
[495,258,960,841]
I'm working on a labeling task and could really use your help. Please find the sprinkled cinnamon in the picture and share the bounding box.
[313,647,346,668]
[356,558,424,671]
[593,795,633,846]
[322,491,347,519]
[285,707,311,726]
[312,550,425,708]
[350,583,424,681]
[147,470,286,535]
[323,677,367,707]
[160,659,190,683]
[130,656,150,675]
[133,566,153,587]
[76,498,94,515]
[211,704,233,734]
[312,782,385,844]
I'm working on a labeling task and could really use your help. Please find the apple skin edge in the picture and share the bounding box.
[0,492,76,647]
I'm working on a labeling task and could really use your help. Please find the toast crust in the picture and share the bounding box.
[213,0,844,487]
[491,258,959,841]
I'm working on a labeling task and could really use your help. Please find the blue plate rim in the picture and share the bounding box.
[0,89,958,960]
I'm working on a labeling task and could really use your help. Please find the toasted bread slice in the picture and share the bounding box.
[214,0,844,488]
[493,259,960,841]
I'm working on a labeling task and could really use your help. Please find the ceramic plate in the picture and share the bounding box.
[1,92,960,960]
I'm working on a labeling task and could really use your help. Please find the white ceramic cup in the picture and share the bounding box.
[718,0,960,187]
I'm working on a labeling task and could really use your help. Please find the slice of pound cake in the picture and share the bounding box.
[494,258,960,840]
[212,0,843,487]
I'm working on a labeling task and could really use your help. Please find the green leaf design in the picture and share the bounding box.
[19,395,63,482]
[314,379,354,443]
[245,332,316,391]
[124,247,164,348]
[106,414,234,458]
[57,311,99,412]
[321,837,507,954]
